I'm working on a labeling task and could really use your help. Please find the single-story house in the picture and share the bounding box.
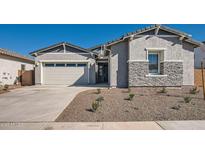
[30,25,201,87]
[0,48,34,85]
[194,41,205,68]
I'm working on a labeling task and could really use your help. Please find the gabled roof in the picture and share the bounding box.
[29,42,91,56]
[89,24,201,49]
[0,48,34,63]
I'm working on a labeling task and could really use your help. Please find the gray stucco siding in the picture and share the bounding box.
[128,35,195,86]
[129,36,183,61]
[36,53,93,61]
[110,41,128,87]
[182,42,194,85]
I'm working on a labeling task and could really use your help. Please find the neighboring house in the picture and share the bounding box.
[0,48,34,85]
[194,41,205,68]
[30,25,201,87]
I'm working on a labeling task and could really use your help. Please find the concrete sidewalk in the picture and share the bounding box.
[0,120,205,130]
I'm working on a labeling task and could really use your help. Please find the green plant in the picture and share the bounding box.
[129,93,135,101]
[159,87,167,93]
[96,96,104,102]
[96,88,101,94]
[189,86,199,94]
[171,105,181,110]
[91,101,100,112]
[184,96,192,103]
[125,93,135,101]
[3,84,9,91]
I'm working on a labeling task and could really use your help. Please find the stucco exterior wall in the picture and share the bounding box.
[110,41,128,87]
[0,55,34,85]
[182,42,195,85]
[36,53,94,61]
[128,35,195,86]
[129,36,183,61]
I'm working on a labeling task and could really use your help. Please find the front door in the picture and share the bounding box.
[97,63,108,83]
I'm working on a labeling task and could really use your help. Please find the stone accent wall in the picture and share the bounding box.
[128,61,183,86]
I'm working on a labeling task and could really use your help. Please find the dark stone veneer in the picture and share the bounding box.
[128,61,183,86]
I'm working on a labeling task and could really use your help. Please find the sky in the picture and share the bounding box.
[0,24,205,56]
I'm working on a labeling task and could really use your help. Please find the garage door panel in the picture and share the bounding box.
[43,66,88,85]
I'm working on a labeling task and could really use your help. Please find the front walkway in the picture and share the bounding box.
[1,120,205,130]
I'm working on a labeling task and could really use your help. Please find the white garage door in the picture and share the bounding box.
[43,63,88,85]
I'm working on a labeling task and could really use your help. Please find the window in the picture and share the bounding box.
[148,53,159,74]
[21,64,25,71]
[66,63,76,67]
[45,63,55,67]
[77,63,86,67]
[55,63,65,67]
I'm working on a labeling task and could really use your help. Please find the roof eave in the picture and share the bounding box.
[29,42,91,56]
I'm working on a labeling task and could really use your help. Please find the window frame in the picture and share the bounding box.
[44,63,55,67]
[148,52,160,75]
[66,63,76,67]
[77,63,87,67]
[55,63,66,67]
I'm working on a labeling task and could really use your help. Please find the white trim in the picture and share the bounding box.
[39,60,90,63]
[127,60,149,63]
[63,43,66,53]
[135,35,179,38]
[145,48,166,51]
[160,60,183,63]
[145,74,167,77]
[45,53,91,55]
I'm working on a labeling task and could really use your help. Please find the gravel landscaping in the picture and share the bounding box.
[0,84,21,95]
[56,86,205,122]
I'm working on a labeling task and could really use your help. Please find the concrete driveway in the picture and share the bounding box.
[0,85,94,122]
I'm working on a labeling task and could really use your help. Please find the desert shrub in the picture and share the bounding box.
[129,93,135,101]
[125,93,135,101]
[96,88,101,94]
[96,96,104,102]
[171,105,181,110]
[158,87,167,93]
[189,86,199,94]
[184,96,192,103]
[3,84,9,91]
[91,101,100,112]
